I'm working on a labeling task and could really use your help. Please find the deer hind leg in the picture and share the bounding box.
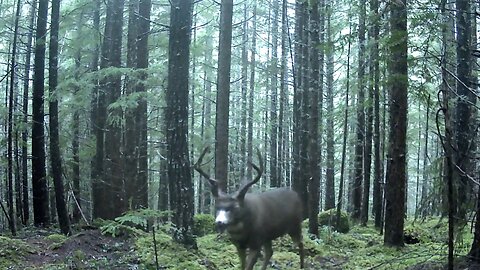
[260,240,273,270]
[245,248,260,270]
[289,230,304,269]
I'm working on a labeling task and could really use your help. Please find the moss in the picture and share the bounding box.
[136,229,208,269]
[0,236,36,269]
[46,233,68,250]
[197,234,239,269]
[193,214,216,237]
[318,209,350,233]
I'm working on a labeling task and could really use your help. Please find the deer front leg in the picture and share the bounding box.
[260,241,273,270]
[236,245,246,270]
[245,248,260,270]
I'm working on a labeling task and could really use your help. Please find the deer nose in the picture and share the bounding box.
[215,210,229,225]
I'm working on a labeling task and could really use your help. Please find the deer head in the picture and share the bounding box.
[194,147,263,231]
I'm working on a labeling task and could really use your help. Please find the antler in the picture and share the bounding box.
[194,147,219,196]
[237,148,264,200]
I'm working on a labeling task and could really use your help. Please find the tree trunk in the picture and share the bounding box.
[104,0,126,218]
[32,0,50,226]
[72,41,82,223]
[292,0,309,218]
[325,2,335,211]
[307,0,322,236]
[92,0,110,219]
[278,0,288,187]
[337,20,352,229]
[247,3,257,182]
[199,35,214,213]
[134,0,151,209]
[166,0,196,248]
[361,0,377,225]
[269,0,279,188]
[371,0,382,229]
[239,3,248,182]
[454,0,473,225]
[21,0,36,225]
[124,0,139,210]
[384,0,407,246]
[352,0,366,221]
[215,0,233,191]
[7,0,22,236]
[49,0,71,235]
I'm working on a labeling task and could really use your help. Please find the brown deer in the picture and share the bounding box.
[194,147,304,270]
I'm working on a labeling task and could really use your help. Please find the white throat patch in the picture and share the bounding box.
[215,210,230,224]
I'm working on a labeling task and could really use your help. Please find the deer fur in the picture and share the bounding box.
[195,147,304,270]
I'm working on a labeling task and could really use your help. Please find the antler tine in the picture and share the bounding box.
[194,147,218,187]
[237,148,264,200]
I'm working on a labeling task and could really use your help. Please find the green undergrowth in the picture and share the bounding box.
[133,216,472,269]
[0,236,36,269]
[1,214,472,269]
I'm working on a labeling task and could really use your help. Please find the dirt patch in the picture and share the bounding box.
[13,229,139,269]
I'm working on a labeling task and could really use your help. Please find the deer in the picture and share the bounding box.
[194,147,304,270]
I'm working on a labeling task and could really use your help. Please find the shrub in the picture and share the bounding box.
[318,209,350,233]
[193,214,216,236]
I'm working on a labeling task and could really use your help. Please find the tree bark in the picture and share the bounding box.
[166,0,196,248]
[384,0,407,246]
[21,0,36,226]
[124,0,139,210]
[49,0,71,235]
[32,0,50,226]
[215,0,233,191]
[307,0,322,236]
[352,0,366,221]
[454,0,473,225]
[7,0,22,236]
[134,0,151,209]
[325,2,335,211]
[104,0,126,218]
[269,0,280,188]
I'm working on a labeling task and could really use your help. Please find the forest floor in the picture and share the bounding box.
[0,214,479,269]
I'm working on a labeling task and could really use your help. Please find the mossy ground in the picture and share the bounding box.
[0,217,476,269]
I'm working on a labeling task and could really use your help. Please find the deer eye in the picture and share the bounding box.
[225,205,235,211]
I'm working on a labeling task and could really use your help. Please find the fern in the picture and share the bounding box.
[100,209,172,237]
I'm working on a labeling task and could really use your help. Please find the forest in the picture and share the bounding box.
[0,0,478,269]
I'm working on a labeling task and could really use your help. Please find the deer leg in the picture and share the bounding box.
[236,245,246,270]
[260,241,273,270]
[290,232,304,269]
[245,248,260,270]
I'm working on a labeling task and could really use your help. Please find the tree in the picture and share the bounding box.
[31,0,50,226]
[453,0,473,225]
[135,0,151,209]
[361,6,375,225]
[7,0,22,235]
[324,2,335,211]
[352,0,366,221]
[124,0,139,210]
[215,0,234,191]
[48,0,71,235]
[292,0,309,218]
[166,0,196,248]
[104,0,126,218]
[92,0,110,219]
[21,0,37,226]
[370,0,382,228]
[384,0,407,246]
[247,2,257,181]
[307,0,322,236]
[269,0,280,188]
